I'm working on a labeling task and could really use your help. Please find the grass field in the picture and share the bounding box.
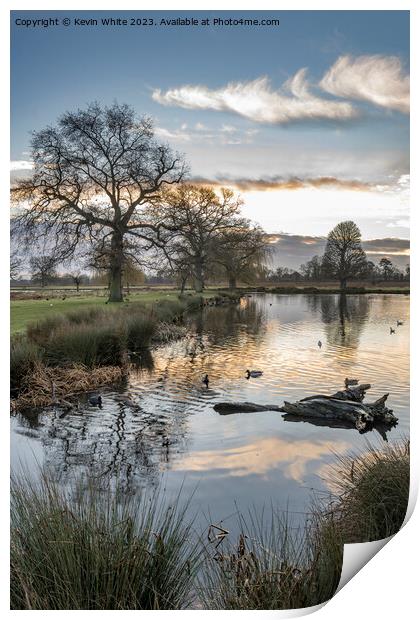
[10,290,215,334]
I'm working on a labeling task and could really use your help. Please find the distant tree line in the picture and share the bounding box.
[267,222,409,287]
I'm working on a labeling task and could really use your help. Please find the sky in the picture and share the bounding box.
[10,10,410,260]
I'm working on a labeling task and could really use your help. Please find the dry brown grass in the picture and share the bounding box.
[11,361,127,411]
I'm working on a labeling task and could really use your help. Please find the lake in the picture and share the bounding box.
[11,293,409,533]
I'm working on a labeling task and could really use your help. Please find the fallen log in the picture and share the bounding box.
[214,402,283,415]
[282,384,398,428]
[213,380,398,430]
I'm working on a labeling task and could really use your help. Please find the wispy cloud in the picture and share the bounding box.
[152,70,357,124]
[155,123,257,145]
[320,55,409,113]
[190,175,373,192]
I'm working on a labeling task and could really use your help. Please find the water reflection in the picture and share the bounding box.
[11,294,409,523]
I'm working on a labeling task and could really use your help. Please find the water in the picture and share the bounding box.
[11,293,409,532]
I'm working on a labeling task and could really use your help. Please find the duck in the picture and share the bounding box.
[202,374,209,387]
[318,340,322,348]
[345,378,359,387]
[89,394,102,407]
[390,327,395,334]
[246,369,263,379]
[397,320,403,326]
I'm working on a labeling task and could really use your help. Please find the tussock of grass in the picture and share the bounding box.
[323,439,410,542]
[10,473,201,610]
[11,337,43,392]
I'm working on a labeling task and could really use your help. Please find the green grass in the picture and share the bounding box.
[10,290,218,334]
[11,473,201,610]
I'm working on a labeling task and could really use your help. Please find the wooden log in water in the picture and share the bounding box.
[281,397,373,424]
[214,402,283,415]
[213,381,398,428]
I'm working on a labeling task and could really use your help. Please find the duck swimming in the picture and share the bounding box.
[246,370,263,379]
[390,327,396,334]
[89,394,102,407]
[202,374,209,387]
[318,340,322,348]
[397,320,403,326]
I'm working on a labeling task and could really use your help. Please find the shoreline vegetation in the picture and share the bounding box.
[10,439,409,610]
[11,291,241,411]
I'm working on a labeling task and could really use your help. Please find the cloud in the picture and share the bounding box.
[10,160,33,171]
[155,122,258,146]
[320,55,409,113]
[190,175,373,192]
[152,71,357,124]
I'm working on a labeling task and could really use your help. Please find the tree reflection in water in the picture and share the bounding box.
[306,293,370,350]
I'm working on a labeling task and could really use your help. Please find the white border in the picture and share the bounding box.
[2,1,418,617]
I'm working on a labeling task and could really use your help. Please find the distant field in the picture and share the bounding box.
[10,290,215,334]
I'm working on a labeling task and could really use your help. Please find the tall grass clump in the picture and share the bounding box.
[43,322,127,368]
[10,337,43,392]
[126,314,157,350]
[324,439,410,542]
[152,299,187,323]
[199,509,342,610]
[10,473,202,610]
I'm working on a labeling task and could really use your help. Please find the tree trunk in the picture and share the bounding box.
[108,231,124,302]
[340,277,347,290]
[180,275,187,294]
[193,258,204,293]
[228,274,237,290]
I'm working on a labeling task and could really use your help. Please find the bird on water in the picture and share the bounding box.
[89,394,102,407]
[246,370,263,379]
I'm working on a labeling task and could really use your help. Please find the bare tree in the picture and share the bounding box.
[379,257,394,280]
[322,221,367,290]
[151,185,242,292]
[10,249,23,281]
[12,102,186,302]
[211,220,267,289]
[67,270,87,292]
[30,255,58,287]
[300,254,323,281]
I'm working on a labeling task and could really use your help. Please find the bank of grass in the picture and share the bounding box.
[10,473,201,610]
[10,290,218,334]
[11,292,240,408]
[10,440,410,610]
